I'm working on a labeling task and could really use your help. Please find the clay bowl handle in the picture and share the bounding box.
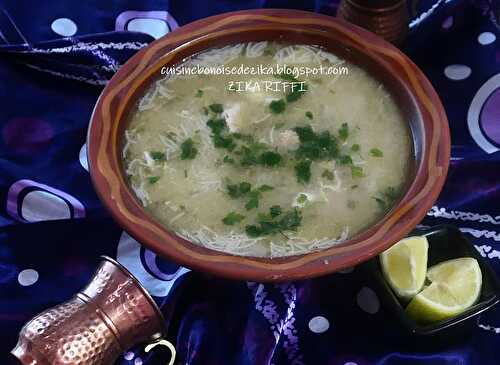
[337,0,419,45]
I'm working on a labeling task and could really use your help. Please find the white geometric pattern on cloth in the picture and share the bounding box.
[478,32,496,45]
[79,143,88,171]
[18,269,39,286]
[478,324,500,334]
[116,231,190,297]
[428,206,500,225]
[21,191,71,221]
[127,18,169,39]
[6,179,85,222]
[467,73,500,154]
[27,41,148,54]
[308,316,330,333]
[356,287,380,314]
[444,64,472,80]
[475,245,500,259]
[50,18,78,37]
[246,282,305,365]
[461,228,500,242]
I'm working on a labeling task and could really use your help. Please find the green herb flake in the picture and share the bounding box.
[239,182,252,194]
[270,205,282,218]
[275,122,285,129]
[195,89,204,98]
[293,126,339,161]
[209,103,223,113]
[370,148,384,157]
[148,176,160,184]
[322,169,334,180]
[269,99,286,114]
[339,155,353,165]
[227,182,252,199]
[286,83,308,103]
[259,151,282,167]
[245,191,260,210]
[206,118,227,135]
[258,184,274,192]
[180,138,198,160]
[295,159,312,184]
[202,106,209,115]
[245,207,302,238]
[223,155,235,164]
[351,144,360,152]
[297,193,308,204]
[245,225,262,238]
[184,169,188,178]
[150,151,165,161]
[338,123,349,141]
[305,111,313,120]
[222,212,245,226]
[351,165,364,178]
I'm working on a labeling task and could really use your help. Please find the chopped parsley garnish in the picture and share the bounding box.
[339,155,353,165]
[226,182,273,211]
[270,205,282,218]
[294,126,339,161]
[245,191,260,210]
[206,118,227,135]
[269,99,286,114]
[275,122,285,129]
[338,123,349,141]
[212,134,236,150]
[227,182,252,198]
[148,176,160,184]
[150,151,165,161]
[209,103,223,113]
[245,207,302,238]
[222,212,245,225]
[372,186,400,211]
[297,193,308,204]
[245,185,274,210]
[351,165,364,178]
[206,118,236,151]
[258,185,274,192]
[195,89,204,97]
[351,144,360,152]
[259,151,282,167]
[305,111,313,120]
[322,169,334,180]
[295,159,312,184]
[180,138,198,160]
[286,83,308,103]
[370,148,384,157]
[223,155,235,164]
[202,106,209,115]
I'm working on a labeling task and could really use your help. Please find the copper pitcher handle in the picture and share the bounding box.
[145,338,177,365]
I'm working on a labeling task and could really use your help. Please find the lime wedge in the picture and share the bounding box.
[406,257,482,323]
[380,236,429,299]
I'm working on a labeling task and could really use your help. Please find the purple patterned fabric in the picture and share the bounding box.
[0,1,499,364]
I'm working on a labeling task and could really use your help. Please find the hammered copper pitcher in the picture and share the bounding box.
[338,0,419,45]
[11,256,176,365]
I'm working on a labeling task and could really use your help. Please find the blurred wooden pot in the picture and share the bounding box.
[338,0,416,45]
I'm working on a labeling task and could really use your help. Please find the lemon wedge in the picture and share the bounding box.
[380,236,429,299]
[406,257,482,323]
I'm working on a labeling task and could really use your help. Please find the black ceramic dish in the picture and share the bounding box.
[366,224,500,340]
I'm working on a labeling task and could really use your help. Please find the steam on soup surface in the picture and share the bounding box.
[123,42,413,257]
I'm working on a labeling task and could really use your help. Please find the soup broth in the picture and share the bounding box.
[123,42,413,257]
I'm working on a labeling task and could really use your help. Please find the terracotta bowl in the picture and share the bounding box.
[87,9,450,282]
